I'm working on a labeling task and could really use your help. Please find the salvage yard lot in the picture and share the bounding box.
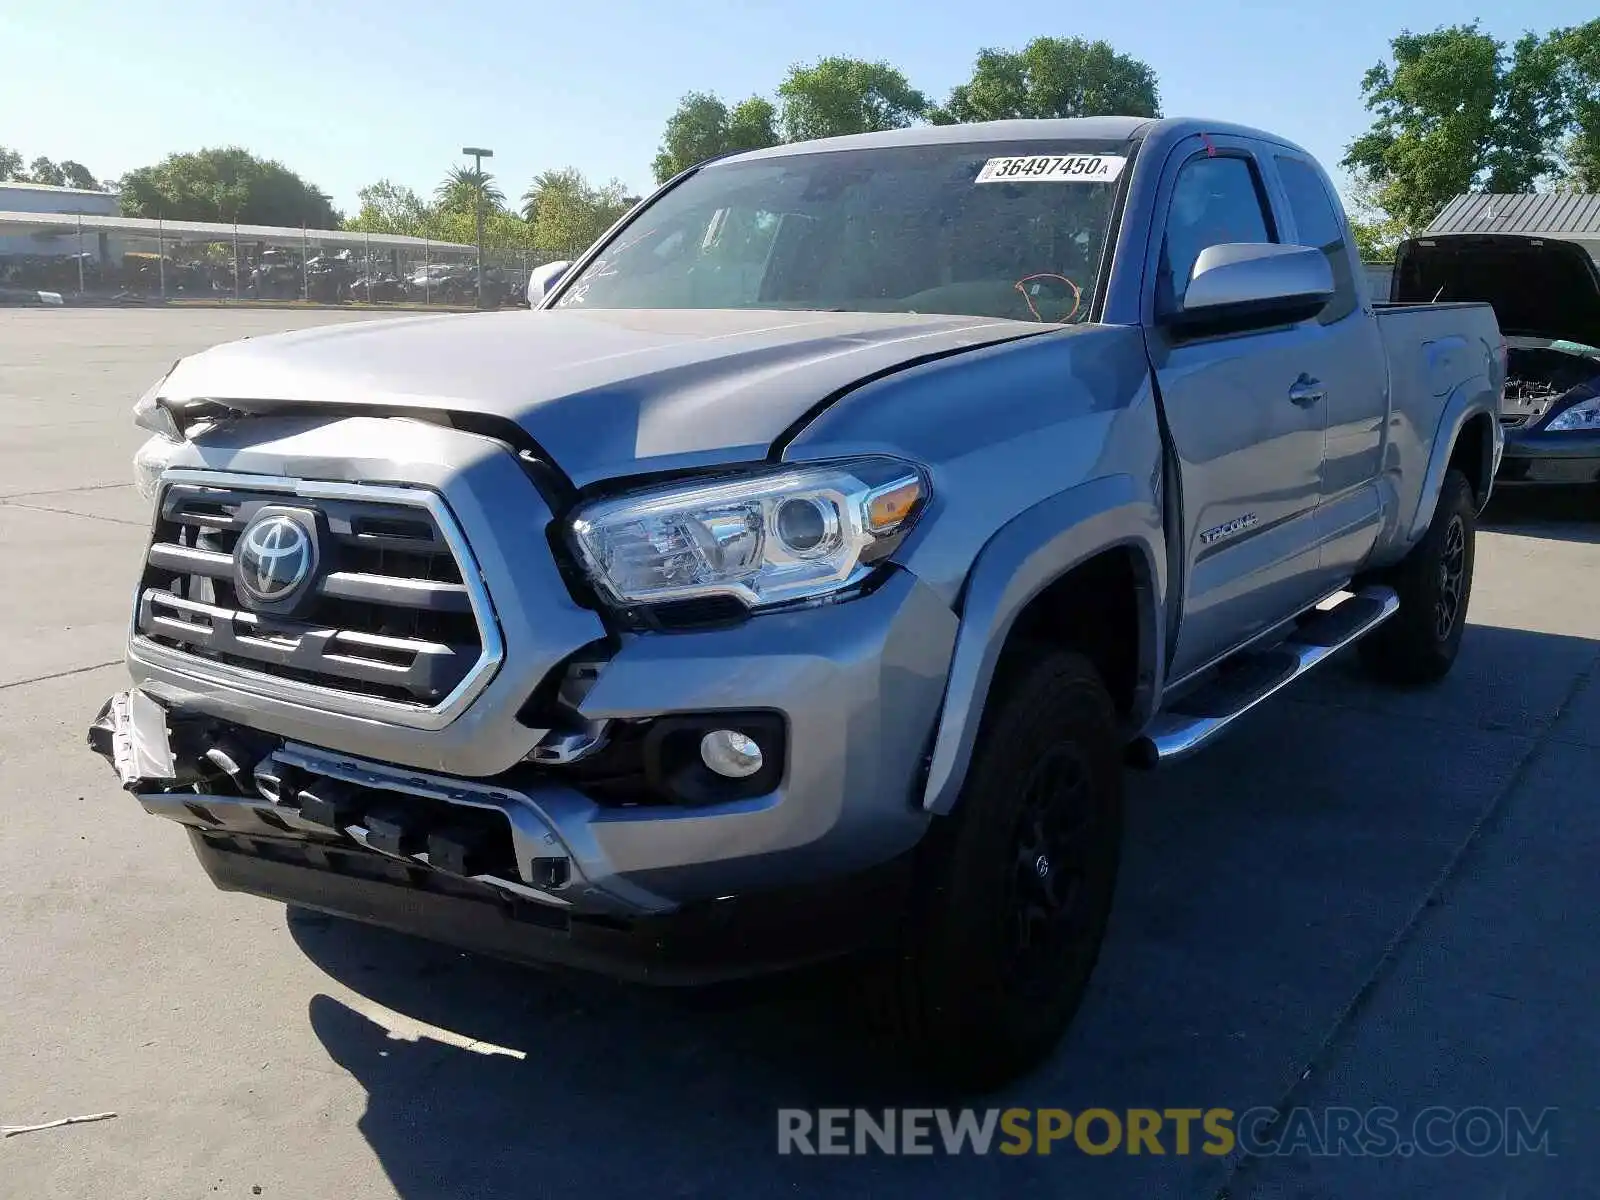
[3,309,1598,1198]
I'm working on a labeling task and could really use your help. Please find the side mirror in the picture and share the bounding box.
[1165,243,1333,336]
[526,259,572,306]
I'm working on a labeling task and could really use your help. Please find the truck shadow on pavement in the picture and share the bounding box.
[1481,486,1600,544]
[293,611,1598,1200]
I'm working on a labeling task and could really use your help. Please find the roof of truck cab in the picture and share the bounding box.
[713,117,1306,165]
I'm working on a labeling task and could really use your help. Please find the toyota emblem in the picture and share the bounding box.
[235,512,316,606]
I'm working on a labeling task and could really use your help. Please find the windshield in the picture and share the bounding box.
[552,139,1133,324]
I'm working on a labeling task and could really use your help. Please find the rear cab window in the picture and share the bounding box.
[1274,155,1357,323]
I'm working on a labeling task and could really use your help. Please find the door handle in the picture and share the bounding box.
[1288,374,1326,407]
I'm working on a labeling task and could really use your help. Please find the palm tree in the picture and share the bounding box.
[436,165,504,216]
[519,167,586,223]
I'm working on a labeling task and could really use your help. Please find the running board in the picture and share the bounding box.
[1128,585,1399,768]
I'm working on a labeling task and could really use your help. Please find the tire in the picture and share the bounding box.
[1358,467,1477,685]
[877,649,1124,1091]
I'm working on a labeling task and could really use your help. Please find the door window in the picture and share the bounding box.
[1157,155,1275,314]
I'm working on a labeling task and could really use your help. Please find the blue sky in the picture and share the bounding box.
[4,0,1593,214]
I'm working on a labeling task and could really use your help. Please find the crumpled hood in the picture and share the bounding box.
[157,307,1046,486]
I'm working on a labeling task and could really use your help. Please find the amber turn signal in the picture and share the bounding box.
[864,478,923,533]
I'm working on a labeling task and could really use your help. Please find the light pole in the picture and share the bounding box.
[462,146,493,309]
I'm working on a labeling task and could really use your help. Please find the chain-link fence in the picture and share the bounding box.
[0,214,575,309]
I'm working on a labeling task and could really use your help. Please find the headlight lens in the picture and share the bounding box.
[569,458,928,610]
[1544,393,1600,432]
[132,365,181,441]
[133,433,177,502]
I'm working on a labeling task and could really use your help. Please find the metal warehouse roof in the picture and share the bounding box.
[1428,192,1600,239]
[0,209,474,252]
[0,180,117,199]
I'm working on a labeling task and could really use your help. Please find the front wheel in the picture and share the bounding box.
[877,649,1124,1090]
[1359,467,1477,685]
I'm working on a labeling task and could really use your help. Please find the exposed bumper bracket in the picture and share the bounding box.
[87,688,177,788]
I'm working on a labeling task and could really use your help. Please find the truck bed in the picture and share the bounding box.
[1372,299,1502,550]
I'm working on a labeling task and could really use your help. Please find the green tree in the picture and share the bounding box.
[27,156,66,186]
[777,57,928,142]
[1553,20,1600,189]
[931,37,1161,124]
[345,179,433,237]
[1342,174,1408,261]
[0,146,102,188]
[1483,33,1571,192]
[1347,219,1394,262]
[435,165,505,216]
[651,92,779,183]
[727,98,780,156]
[522,167,634,256]
[118,147,339,226]
[1343,24,1570,233]
[345,166,634,257]
[431,206,539,252]
[58,160,101,190]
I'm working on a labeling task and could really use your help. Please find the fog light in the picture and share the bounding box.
[699,729,763,778]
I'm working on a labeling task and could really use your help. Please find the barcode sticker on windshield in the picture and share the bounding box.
[975,154,1127,184]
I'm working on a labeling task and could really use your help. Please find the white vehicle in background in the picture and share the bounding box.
[408,263,457,290]
[0,284,63,305]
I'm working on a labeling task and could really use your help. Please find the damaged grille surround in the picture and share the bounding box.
[131,470,504,729]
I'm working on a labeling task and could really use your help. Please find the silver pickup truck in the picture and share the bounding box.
[92,116,1504,1088]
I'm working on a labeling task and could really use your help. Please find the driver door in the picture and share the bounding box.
[1146,142,1330,683]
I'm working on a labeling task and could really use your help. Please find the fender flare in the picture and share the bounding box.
[919,474,1166,815]
[1405,380,1502,546]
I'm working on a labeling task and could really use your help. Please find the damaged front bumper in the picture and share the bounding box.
[89,688,180,788]
[86,689,913,985]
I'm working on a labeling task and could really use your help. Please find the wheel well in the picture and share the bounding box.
[1449,412,1494,506]
[993,547,1145,719]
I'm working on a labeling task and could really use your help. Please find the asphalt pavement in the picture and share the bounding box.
[2,309,1597,1199]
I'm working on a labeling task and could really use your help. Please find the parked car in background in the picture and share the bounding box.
[98,116,1504,1088]
[248,250,301,300]
[304,253,355,303]
[1392,233,1600,486]
[407,263,455,295]
[348,272,408,303]
[0,284,64,306]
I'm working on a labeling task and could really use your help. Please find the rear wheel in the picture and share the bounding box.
[878,650,1124,1090]
[1359,467,1477,684]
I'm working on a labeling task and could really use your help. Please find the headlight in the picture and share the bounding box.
[132,365,185,503]
[133,365,182,441]
[569,458,928,610]
[1544,393,1600,432]
[132,434,178,502]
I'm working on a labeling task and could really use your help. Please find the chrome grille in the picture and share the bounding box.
[135,477,495,710]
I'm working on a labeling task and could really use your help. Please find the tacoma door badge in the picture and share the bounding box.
[1200,513,1258,546]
